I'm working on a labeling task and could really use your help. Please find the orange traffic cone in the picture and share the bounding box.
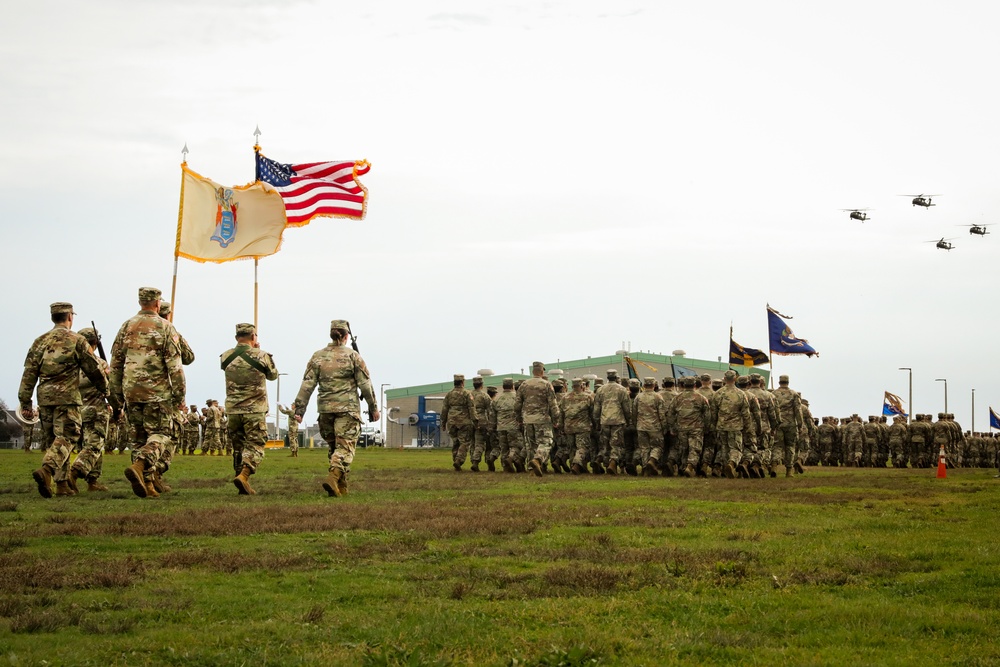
[936,444,947,479]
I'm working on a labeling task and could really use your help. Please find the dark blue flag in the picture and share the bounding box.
[730,336,770,367]
[882,391,908,417]
[672,365,701,379]
[990,407,1000,430]
[767,305,818,357]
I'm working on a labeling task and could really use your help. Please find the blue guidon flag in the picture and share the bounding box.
[767,305,818,357]
[882,391,908,417]
[990,407,1000,430]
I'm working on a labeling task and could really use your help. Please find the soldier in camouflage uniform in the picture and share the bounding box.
[517,361,561,477]
[68,327,111,492]
[666,377,710,477]
[633,377,666,475]
[695,374,718,476]
[550,380,570,474]
[710,370,755,479]
[278,404,299,456]
[468,376,493,472]
[842,414,867,466]
[931,413,952,468]
[158,301,195,366]
[658,377,679,470]
[748,374,779,474]
[111,287,186,498]
[816,417,838,466]
[622,378,641,475]
[203,401,222,455]
[22,410,37,452]
[19,302,108,497]
[888,414,908,468]
[735,375,763,477]
[441,374,478,471]
[562,378,595,475]
[771,374,803,477]
[185,404,202,455]
[489,379,522,472]
[799,398,818,468]
[485,385,500,468]
[223,323,279,495]
[594,369,631,475]
[293,319,378,497]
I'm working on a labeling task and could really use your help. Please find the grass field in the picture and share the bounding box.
[0,447,998,666]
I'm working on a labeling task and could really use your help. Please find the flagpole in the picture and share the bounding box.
[170,144,189,321]
[252,126,262,332]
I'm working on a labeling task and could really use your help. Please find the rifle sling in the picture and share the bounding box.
[221,346,269,375]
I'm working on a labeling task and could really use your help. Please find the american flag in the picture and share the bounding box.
[255,152,370,226]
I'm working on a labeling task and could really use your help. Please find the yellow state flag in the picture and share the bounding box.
[175,164,288,263]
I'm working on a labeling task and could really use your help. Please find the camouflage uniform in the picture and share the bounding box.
[184,405,202,455]
[799,400,819,466]
[490,380,522,472]
[469,378,493,471]
[441,375,478,470]
[696,374,718,475]
[710,371,755,478]
[842,415,867,466]
[666,377,710,477]
[516,361,561,476]
[22,412,36,452]
[931,414,952,468]
[888,415,908,467]
[862,417,880,468]
[658,379,680,467]
[111,287,186,498]
[817,417,839,466]
[70,328,111,491]
[748,374,779,471]
[736,375,763,476]
[279,404,299,454]
[593,371,631,474]
[19,302,108,497]
[220,408,231,456]
[771,375,803,475]
[203,403,222,455]
[562,378,595,473]
[223,324,279,494]
[293,320,377,493]
[632,378,666,475]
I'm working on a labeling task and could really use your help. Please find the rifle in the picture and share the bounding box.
[91,320,107,362]
[345,321,377,422]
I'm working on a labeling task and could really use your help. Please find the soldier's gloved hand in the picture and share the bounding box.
[19,403,33,421]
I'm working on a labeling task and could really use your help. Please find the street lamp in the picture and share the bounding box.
[971,388,975,432]
[935,378,948,414]
[380,383,391,445]
[898,367,912,423]
[275,372,288,441]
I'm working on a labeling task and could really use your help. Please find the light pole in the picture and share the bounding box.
[898,367,912,423]
[935,378,948,414]
[275,372,288,441]
[380,383,391,445]
[971,388,975,432]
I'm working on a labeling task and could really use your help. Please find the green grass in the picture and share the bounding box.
[1,448,999,666]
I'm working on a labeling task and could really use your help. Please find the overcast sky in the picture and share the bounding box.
[2,0,998,431]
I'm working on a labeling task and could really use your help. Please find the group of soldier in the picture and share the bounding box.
[18,288,378,499]
[440,364,999,479]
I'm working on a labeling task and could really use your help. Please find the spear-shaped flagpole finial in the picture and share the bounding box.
[253,125,262,152]
[181,143,189,164]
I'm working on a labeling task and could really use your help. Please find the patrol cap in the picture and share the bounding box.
[236,323,256,336]
[662,377,675,386]
[643,377,655,387]
[779,374,790,384]
[502,378,514,389]
[736,375,749,387]
[453,374,465,383]
[700,373,711,382]
[749,373,762,384]
[158,301,172,317]
[628,378,640,388]
[472,375,483,384]
[571,377,583,387]
[50,302,75,315]
[487,386,498,395]
[606,369,618,378]
[330,319,349,332]
[683,376,697,388]
[206,399,213,406]
[77,327,99,344]
[532,361,545,372]
[138,287,162,302]
[724,370,738,380]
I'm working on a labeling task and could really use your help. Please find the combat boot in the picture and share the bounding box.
[233,465,256,495]
[768,466,777,478]
[124,459,149,498]
[68,467,83,494]
[322,468,344,497]
[682,463,695,478]
[150,470,171,494]
[571,463,585,475]
[528,458,543,477]
[794,460,805,474]
[606,459,619,475]
[55,480,76,496]
[514,460,526,473]
[644,459,661,476]
[551,462,562,474]
[144,477,160,498]
[625,463,639,477]
[336,473,348,496]
[501,460,514,473]
[723,462,737,479]
[470,462,480,472]
[293,450,298,458]
[590,461,605,475]
[738,463,751,479]
[486,459,496,472]
[453,462,462,471]
[785,466,794,477]
[705,464,717,478]
[665,462,677,477]
[86,478,109,492]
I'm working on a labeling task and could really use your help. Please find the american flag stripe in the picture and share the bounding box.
[256,154,370,226]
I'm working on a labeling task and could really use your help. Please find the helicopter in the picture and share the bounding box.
[958,223,993,236]
[841,208,872,222]
[925,237,956,250]
[901,194,941,208]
